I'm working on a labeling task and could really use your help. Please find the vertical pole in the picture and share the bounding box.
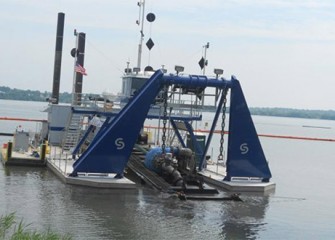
[137,0,145,70]
[72,33,78,105]
[199,90,226,171]
[201,42,209,107]
[202,42,209,75]
[6,142,12,160]
[51,13,65,104]
[72,32,86,105]
[40,144,46,161]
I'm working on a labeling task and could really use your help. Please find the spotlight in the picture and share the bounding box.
[214,68,224,78]
[175,65,184,75]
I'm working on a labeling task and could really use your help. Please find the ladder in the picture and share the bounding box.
[62,113,82,152]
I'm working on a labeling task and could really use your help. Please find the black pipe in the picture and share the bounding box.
[161,163,183,186]
[51,12,65,104]
[74,32,86,105]
[0,133,14,136]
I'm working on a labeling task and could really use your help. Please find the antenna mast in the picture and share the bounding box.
[203,42,209,75]
[137,0,145,70]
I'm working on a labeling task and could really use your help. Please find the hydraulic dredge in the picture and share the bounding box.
[69,69,273,199]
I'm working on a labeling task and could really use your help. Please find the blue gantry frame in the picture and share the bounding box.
[71,70,272,182]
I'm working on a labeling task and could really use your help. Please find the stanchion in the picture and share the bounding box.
[40,144,46,161]
[6,142,12,161]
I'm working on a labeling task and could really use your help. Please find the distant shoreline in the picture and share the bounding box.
[1,86,335,121]
[204,106,335,121]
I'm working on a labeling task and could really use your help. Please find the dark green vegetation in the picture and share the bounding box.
[0,86,72,103]
[1,86,335,120]
[206,106,335,120]
[250,107,335,121]
[0,213,72,240]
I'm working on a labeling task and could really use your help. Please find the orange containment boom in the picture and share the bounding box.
[0,117,47,123]
[143,125,335,142]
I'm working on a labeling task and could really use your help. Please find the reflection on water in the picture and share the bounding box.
[2,100,335,239]
[221,195,269,239]
[0,166,271,240]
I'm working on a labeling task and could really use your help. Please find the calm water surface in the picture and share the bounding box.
[1,99,335,239]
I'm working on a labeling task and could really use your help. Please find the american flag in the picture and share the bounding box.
[75,62,87,76]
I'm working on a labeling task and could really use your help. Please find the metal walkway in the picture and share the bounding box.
[128,154,171,192]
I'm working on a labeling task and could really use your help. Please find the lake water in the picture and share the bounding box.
[1,99,335,239]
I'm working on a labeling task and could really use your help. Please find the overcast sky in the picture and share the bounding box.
[1,0,335,110]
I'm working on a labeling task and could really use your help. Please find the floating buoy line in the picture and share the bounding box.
[0,117,333,142]
[0,117,47,122]
[143,125,335,142]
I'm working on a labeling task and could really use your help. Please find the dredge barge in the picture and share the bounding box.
[38,68,274,199]
[1,7,275,200]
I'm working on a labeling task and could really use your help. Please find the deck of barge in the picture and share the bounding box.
[1,145,275,193]
[46,147,136,189]
[1,147,46,166]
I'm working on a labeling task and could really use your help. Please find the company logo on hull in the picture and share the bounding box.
[115,138,125,150]
[240,143,249,154]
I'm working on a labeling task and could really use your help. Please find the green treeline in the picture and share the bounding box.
[205,106,335,120]
[249,107,335,121]
[1,86,335,120]
[0,86,72,103]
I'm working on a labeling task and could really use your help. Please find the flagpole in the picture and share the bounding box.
[72,30,78,105]
[71,31,86,105]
